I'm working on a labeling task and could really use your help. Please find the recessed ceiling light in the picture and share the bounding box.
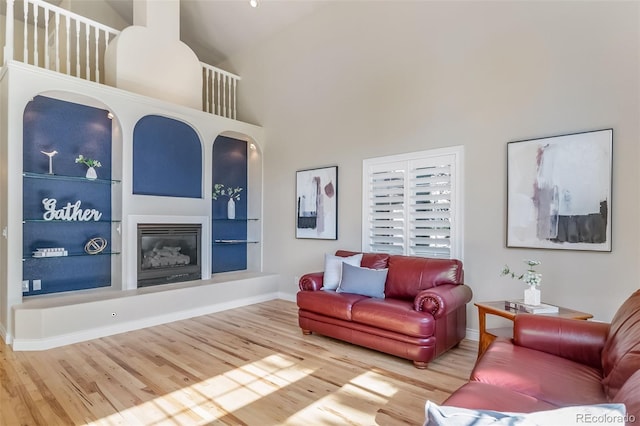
[249,0,258,8]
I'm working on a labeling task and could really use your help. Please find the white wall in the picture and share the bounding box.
[60,0,130,30]
[226,1,640,328]
[105,0,201,109]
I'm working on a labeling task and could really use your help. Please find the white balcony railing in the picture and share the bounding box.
[201,62,239,120]
[2,0,240,120]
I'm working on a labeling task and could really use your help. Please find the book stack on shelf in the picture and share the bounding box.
[505,299,559,314]
[32,247,68,258]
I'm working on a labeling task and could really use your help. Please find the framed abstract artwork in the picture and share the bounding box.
[507,129,612,252]
[296,166,338,239]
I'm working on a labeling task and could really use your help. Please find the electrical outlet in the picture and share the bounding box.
[294,276,299,285]
[33,279,42,291]
[22,280,29,292]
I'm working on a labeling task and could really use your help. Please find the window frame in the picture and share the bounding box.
[362,145,464,260]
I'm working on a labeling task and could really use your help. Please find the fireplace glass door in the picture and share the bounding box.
[137,224,201,287]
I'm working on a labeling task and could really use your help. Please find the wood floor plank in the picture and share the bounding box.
[0,299,476,425]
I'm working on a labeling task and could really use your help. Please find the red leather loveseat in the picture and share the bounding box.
[440,289,640,424]
[296,250,472,368]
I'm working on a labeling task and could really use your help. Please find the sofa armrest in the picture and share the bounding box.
[299,272,324,291]
[514,314,610,369]
[414,284,473,319]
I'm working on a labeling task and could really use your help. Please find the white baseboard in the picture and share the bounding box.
[277,292,297,302]
[465,328,479,341]
[0,322,10,345]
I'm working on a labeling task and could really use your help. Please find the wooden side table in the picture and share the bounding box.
[475,301,593,358]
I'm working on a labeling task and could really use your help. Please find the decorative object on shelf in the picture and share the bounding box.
[296,166,338,240]
[524,284,541,306]
[505,300,558,314]
[507,129,612,252]
[501,259,542,306]
[86,166,98,180]
[40,150,58,174]
[212,183,243,219]
[75,154,102,180]
[227,198,236,220]
[32,247,68,257]
[84,237,108,255]
[42,198,103,221]
[214,239,257,244]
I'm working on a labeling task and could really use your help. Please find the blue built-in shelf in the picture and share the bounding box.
[24,219,121,223]
[213,218,259,221]
[212,220,259,245]
[23,172,120,184]
[22,95,115,296]
[23,251,121,260]
[211,136,249,273]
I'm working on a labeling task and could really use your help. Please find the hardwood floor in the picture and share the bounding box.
[0,299,476,425]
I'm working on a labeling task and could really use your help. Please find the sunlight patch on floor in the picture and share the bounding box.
[88,353,316,425]
[282,370,399,425]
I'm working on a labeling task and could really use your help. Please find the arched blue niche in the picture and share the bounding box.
[133,115,202,198]
[211,136,248,273]
[22,95,113,295]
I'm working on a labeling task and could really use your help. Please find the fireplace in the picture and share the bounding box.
[137,224,202,287]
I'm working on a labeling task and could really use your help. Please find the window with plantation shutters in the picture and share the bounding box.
[362,146,464,260]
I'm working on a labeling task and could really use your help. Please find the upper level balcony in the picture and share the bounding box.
[1,0,240,119]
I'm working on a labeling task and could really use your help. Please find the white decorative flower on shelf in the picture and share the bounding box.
[75,154,102,180]
[501,259,542,306]
[501,259,542,287]
[213,183,243,220]
[75,154,102,169]
[212,183,243,201]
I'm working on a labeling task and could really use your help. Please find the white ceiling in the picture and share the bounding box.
[104,0,326,66]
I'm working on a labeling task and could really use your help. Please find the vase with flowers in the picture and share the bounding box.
[212,183,243,219]
[501,259,542,306]
[75,154,102,180]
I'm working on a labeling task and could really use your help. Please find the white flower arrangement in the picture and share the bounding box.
[501,259,542,287]
[212,183,243,201]
[75,154,101,168]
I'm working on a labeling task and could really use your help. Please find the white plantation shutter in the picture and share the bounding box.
[363,147,463,259]
[367,162,406,254]
[409,158,453,258]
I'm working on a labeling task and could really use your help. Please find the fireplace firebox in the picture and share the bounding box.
[137,224,201,287]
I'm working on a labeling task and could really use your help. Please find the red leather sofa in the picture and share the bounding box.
[296,250,472,368]
[442,289,640,423]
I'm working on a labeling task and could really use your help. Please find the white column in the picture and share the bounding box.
[4,0,14,63]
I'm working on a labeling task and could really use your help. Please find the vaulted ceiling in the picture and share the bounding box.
[104,0,326,66]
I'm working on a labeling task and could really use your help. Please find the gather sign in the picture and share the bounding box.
[42,198,103,221]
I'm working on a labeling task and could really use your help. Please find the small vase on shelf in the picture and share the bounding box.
[524,284,541,306]
[227,198,236,219]
[86,166,97,180]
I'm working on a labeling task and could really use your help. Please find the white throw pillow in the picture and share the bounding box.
[424,400,627,426]
[322,253,363,290]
